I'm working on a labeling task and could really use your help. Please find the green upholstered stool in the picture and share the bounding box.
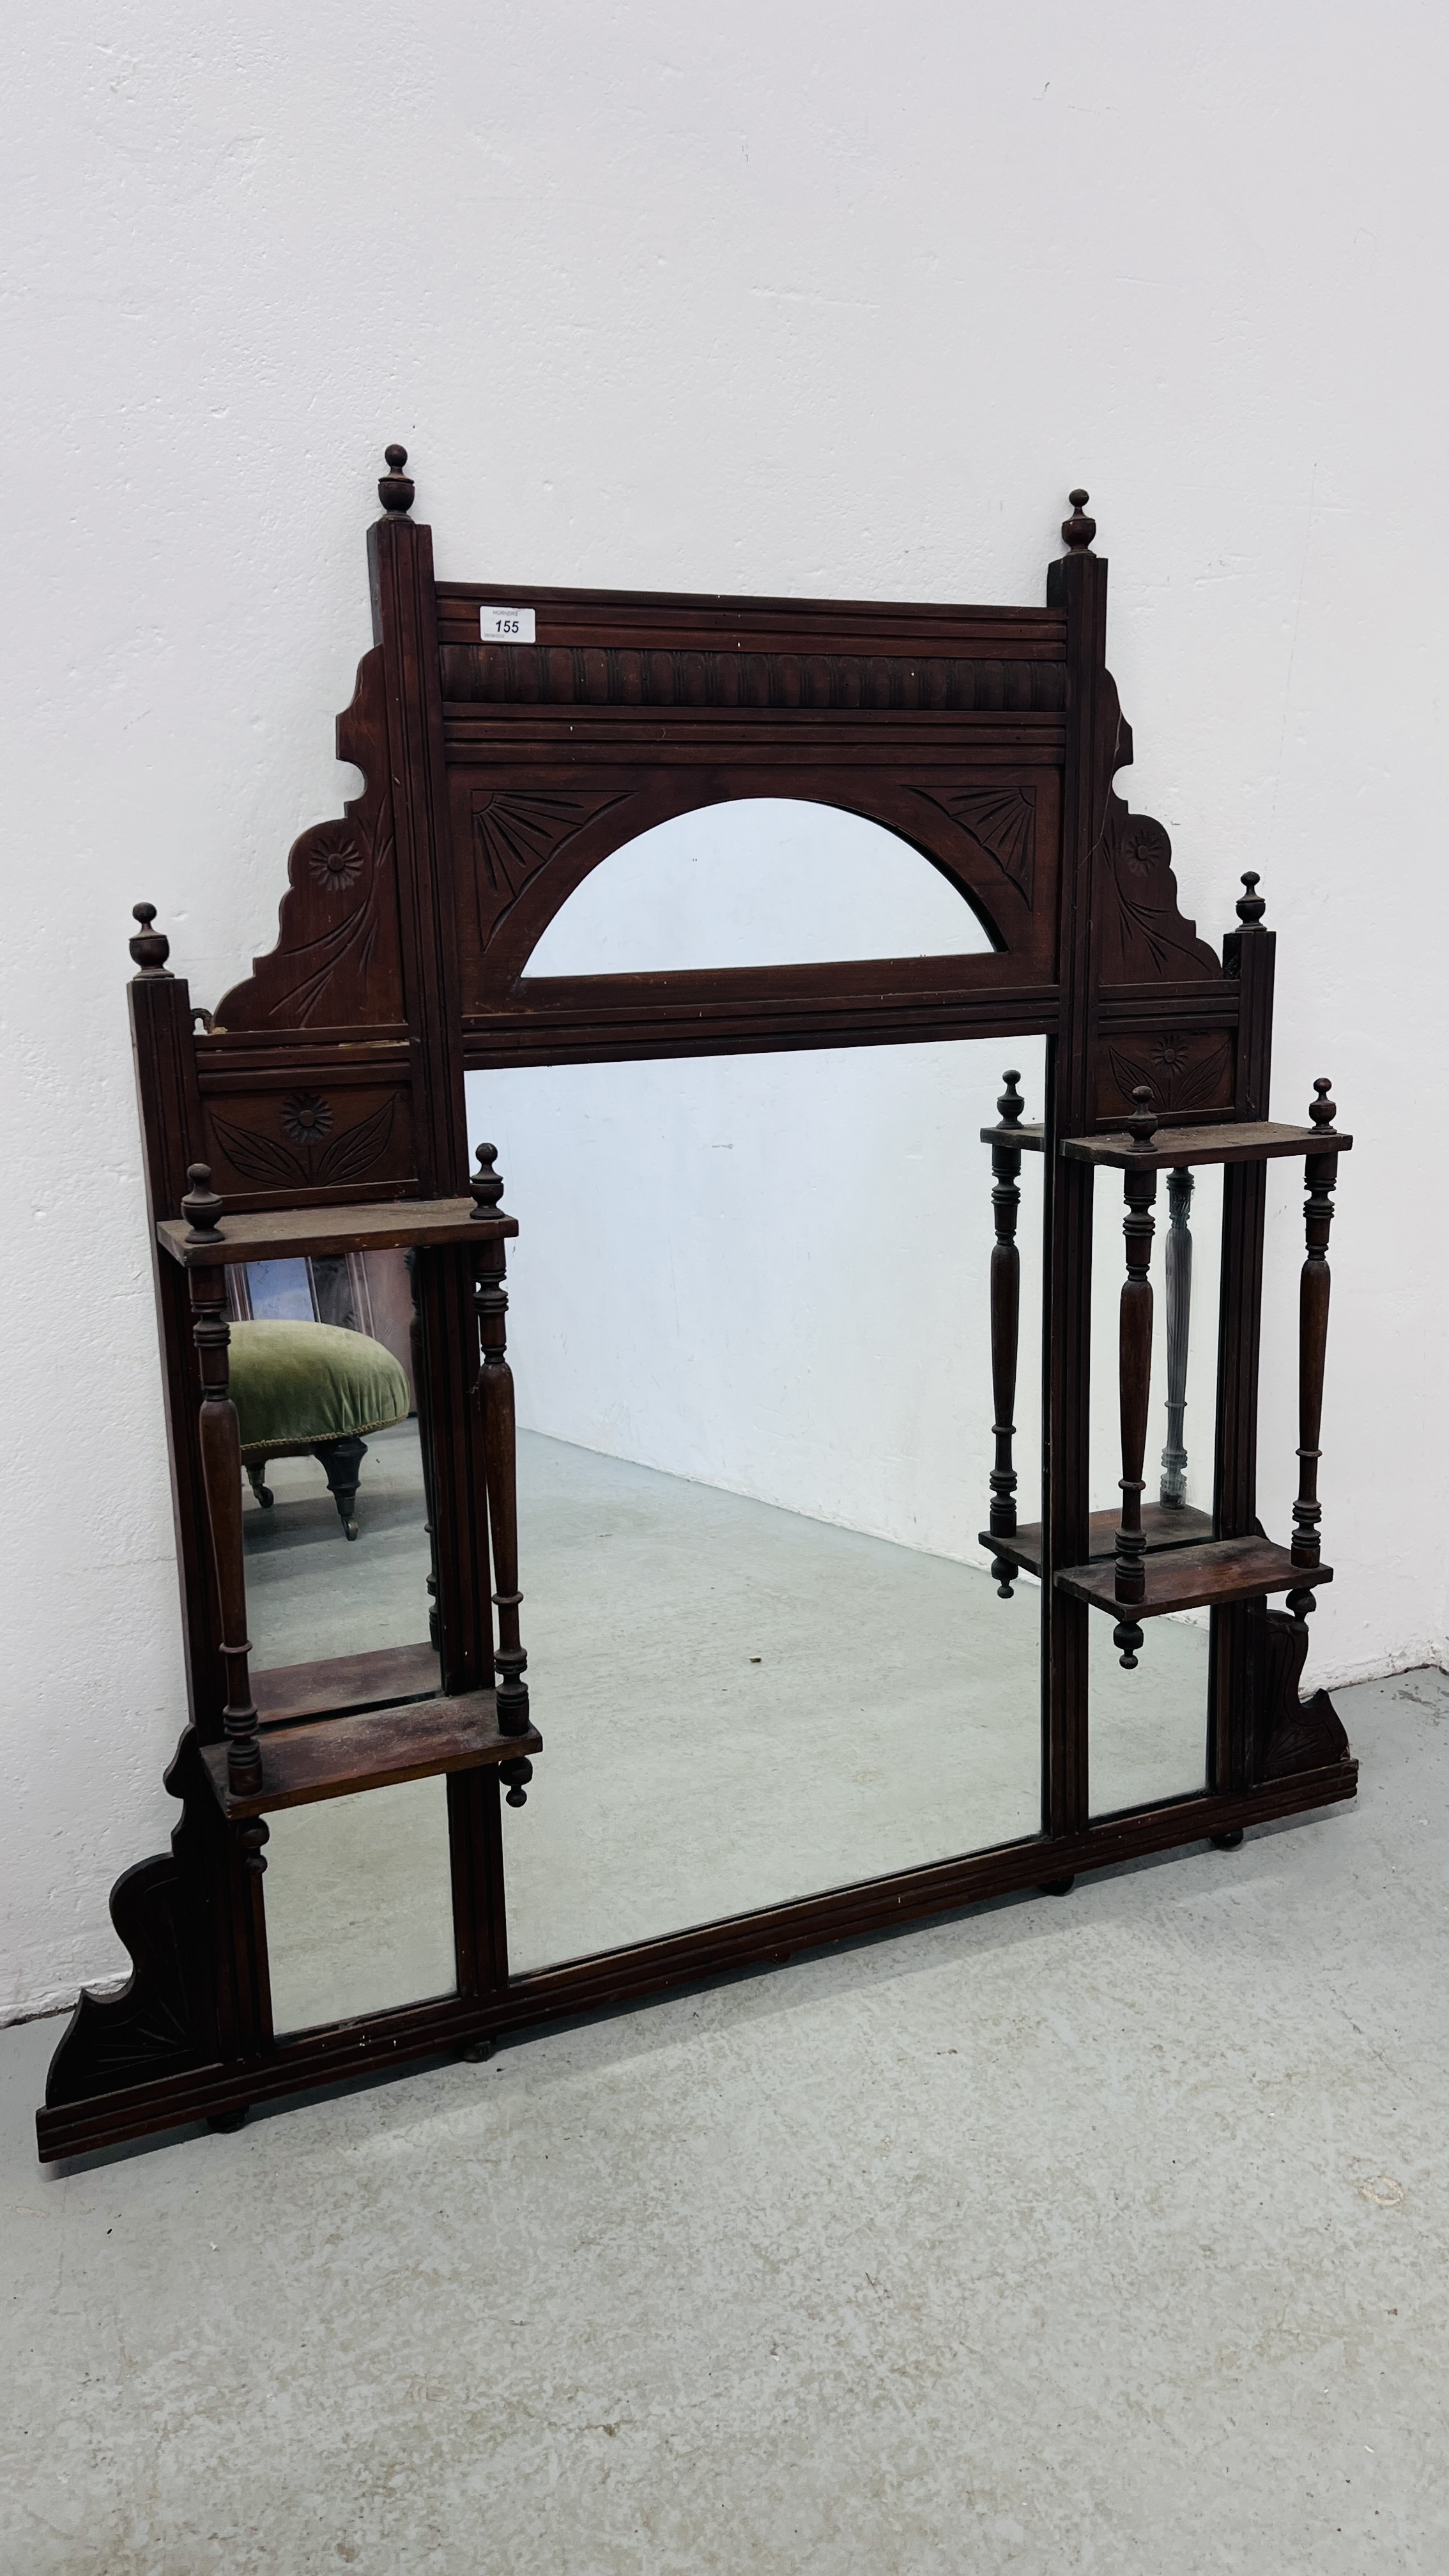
[230,1319,411,1539]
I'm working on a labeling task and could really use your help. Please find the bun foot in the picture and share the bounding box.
[1210,1829,1245,1850]
[1038,1874,1075,1896]
[461,2037,494,2063]
[206,2107,248,2133]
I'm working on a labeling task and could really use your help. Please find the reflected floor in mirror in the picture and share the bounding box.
[264,1777,457,2036]
[241,1420,434,1670]
[505,1432,1043,1972]
[1088,1609,1210,1817]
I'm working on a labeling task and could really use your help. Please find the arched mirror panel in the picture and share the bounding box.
[522,799,996,977]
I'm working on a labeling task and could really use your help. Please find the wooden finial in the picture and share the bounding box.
[1236,870,1267,928]
[1308,1077,1337,1133]
[378,443,415,516]
[1062,488,1096,553]
[129,901,172,978]
[470,1142,507,1218]
[181,1162,224,1241]
[997,1070,1024,1128]
[1126,1085,1158,1149]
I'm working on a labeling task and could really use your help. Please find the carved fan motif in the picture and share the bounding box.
[915,785,1037,904]
[1105,1033,1234,1117]
[470,788,627,944]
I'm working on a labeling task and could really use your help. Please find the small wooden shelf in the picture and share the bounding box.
[979,1120,1046,1153]
[1055,1536,1332,1621]
[201,1690,542,1819]
[981,1503,1213,1582]
[1061,1120,1353,1172]
[253,1642,441,1729]
[158,1195,516,1268]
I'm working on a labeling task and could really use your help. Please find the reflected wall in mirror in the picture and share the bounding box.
[264,1777,456,2035]
[470,1014,1048,1974]
[525,795,998,977]
[1088,1163,1224,1815]
[231,1244,441,1720]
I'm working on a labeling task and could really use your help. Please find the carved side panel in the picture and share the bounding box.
[201,1082,417,1202]
[1095,795,1222,984]
[214,650,405,1032]
[45,1734,220,2108]
[1095,1031,1236,1126]
[1248,1603,1351,1781]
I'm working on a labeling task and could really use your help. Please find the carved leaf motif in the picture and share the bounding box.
[208,1114,309,1188]
[1106,1034,1233,1117]
[314,1096,397,1186]
[916,786,1036,904]
[471,790,625,910]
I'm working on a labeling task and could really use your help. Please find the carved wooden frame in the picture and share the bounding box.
[36,463,1355,2161]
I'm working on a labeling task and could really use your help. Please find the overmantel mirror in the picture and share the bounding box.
[38,457,1356,2160]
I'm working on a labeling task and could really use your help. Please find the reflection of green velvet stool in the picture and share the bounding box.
[230,1320,410,1540]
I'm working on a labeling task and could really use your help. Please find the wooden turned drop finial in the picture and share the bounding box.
[470,1141,506,1218]
[129,901,172,977]
[181,1162,224,1241]
[1062,488,1096,552]
[997,1070,1024,1128]
[378,443,415,515]
[1309,1077,1337,1132]
[1236,870,1267,928]
[1126,1085,1158,1149]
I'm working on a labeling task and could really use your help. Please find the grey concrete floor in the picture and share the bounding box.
[6,1666,1448,2573]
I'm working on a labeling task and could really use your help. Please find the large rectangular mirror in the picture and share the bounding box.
[469,1031,1048,1972]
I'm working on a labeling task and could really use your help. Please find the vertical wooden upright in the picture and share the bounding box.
[1044,493,1110,1837]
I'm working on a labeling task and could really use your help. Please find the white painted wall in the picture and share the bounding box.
[4,3,1445,2019]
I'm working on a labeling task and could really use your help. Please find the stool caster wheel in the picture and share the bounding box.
[1210,1829,1244,1851]
[206,2107,248,2134]
[1038,1874,1075,1896]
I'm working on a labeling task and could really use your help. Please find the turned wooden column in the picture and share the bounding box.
[986,1071,1025,1597]
[182,1165,263,1795]
[1291,1079,1340,1574]
[470,1146,533,1804]
[1159,1167,1194,1508]
[1113,1091,1160,1668]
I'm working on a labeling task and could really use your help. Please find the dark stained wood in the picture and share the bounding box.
[1293,1082,1342,1569]
[470,1149,531,1745]
[1062,1119,1355,1171]
[42,456,1358,2159]
[984,1073,1027,1594]
[1160,1169,1195,1506]
[1110,1130,1159,1666]
[252,1642,440,1727]
[982,1503,1214,1581]
[200,1692,542,1818]
[158,1195,514,1268]
[187,1256,262,1794]
[1055,1536,1333,1620]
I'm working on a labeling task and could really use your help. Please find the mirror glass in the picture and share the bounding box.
[264,1777,457,2035]
[525,795,995,975]
[231,1246,441,1722]
[1088,1161,1223,1815]
[471,794,1048,1972]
